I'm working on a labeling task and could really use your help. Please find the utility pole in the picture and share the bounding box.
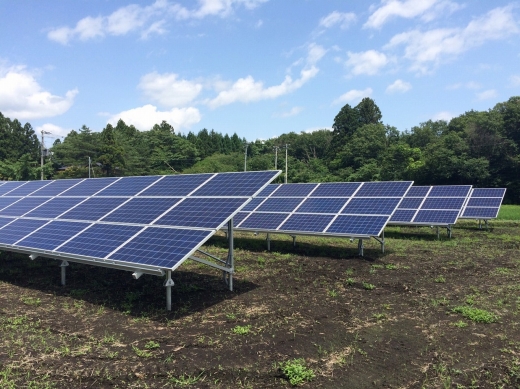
[244,143,249,172]
[284,143,290,184]
[273,146,279,170]
[88,157,91,178]
[40,130,51,180]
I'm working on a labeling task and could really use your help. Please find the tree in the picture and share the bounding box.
[98,124,125,176]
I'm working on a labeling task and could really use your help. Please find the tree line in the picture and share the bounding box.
[0,96,519,203]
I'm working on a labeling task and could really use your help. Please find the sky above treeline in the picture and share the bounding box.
[1,0,519,146]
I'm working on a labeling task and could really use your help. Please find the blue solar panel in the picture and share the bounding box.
[341,198,401,215]
[327,215,388,236]
[232,212,250,226]
[471,188,506,198]
[139,174,211,197]
[0,219,48,244]
[241,197,265,211]
[256,198,305,213]
[23,197,86,218]
[280,214,334,232]
[0,198,20,211]
[16,221,90,251]
[257,184,280,197]
[101,198,181,224]
[4,181,51,196]
[96,176,161,196]
[59,224,143,258]
[398,197,423,209]
[110,227,212,268]
[0,197,51,217]
[60,177,119,196]
[428,185,471,197]
[414,210,460,224]
[271,184,317,197]
[421,198,466,210]
[0,217,15,229]
[467,198,503,207]
[297,198,347,214]
[390,209,416,223]
[238,212,289,230]
[310,182,361,197]
[155,198,246,228]
[406,186,430,197]
[462,207,500,218]
[192,171,277,196]
[58,197,128,221]
[0,182,25,196]
[355,182,412,197]
[29,179,83,196]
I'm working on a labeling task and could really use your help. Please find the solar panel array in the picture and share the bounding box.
[460,188,506,219]
[0,171,279,272]
[389,185,472,226]
[233,181,413,238]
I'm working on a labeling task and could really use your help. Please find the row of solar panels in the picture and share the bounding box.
[232,183,506,237]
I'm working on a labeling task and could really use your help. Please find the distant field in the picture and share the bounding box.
[498,204,520,220]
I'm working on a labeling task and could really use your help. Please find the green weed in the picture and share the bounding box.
[280,358,315,386]
[232,325,251,335]
[362,282,376,290]
[452,306,497,323]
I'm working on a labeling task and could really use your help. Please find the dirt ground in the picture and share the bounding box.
[0,220,519,388]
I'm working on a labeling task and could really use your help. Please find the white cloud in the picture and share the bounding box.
[274,106,303,118]
[48,0,268,44]
[345,50,388,76]
[35,123,72,141]
[0,66,77,120]
[304,126,332,133]
[385,6,520,74]
[333,88,373,105]
[139,72,203,107]
[432,111,455,121]
[510,75,520,87]
[109,104,201,131]
[386,79,412,93]
[446,81,481,90]
[476,89,498,101]
[319,11,356,29]
[364,0,463,29]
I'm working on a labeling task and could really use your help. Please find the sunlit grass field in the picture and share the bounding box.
[497,204,520,220]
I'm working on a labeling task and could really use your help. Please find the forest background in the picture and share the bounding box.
[1,96,519,203]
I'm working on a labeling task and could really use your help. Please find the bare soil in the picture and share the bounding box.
[0,220,519,388]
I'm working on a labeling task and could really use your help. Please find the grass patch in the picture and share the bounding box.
[497,205,520,220]
[232,325,251,335]
[280,358,315,386]
[452,306,498,323]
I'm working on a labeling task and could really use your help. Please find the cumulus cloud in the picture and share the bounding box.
[108,104,201,131]
[446,81,481,90]
[0,66,77,120]
[345,50,388,76]
[432,111,456,121]
[333,88,373,105]
[319,11,356,30]
[274,106,303,118]
[207,43,323,108]
[139,72,203,107]
[364,0,463,29]
[48,0,268,44]
[476,89,498,101]
[386,79,411,93]
[385,6,520,74]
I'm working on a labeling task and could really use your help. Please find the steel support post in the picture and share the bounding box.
[485,220,489,230]
[291,235,296,247]
[60,260,69,286]
[225,219,234,291]
[358,239,364,256]
[381,230,385,253]
[436,226,440,240]
[478,219,482,230]
[266,233,271,251]
[447,225,452,239]
[164,270,174,311]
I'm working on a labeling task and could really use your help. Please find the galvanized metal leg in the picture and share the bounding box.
[447,225,452,239]
[266,233,271,251]
[381,230,385,253]
[164,270,174,311]
[224,219,234,291]
[291,235,296,247]
[60,260,69,286]
[485,220,488,230]
[436,226,440,240]
[358,239,364,256]
[478,219,482,230]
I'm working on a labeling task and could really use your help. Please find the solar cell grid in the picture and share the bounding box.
[16,221,90,251]
[257,184,280,197]
[280,214,334,233]
[467,198,503,207]
[256,198,305,213]
[96,176,161,196]
[270,183,317,197]
[0,217,15,229]
[327,215,388,236]
[421,197,466,210]
[341,198,400,215]
[405,186,430,197]
[296,198,347,214]
[460,187,506,220]
[232,212,250,226]
[0,197,51,217]
[428,185,471,197]
[0,182,26,196]
[23,197,86,219]
[58,197,128,221]
[0,198,20,211]
[138,174,210,197]
[310,182,361,197]
[390,209,416,223]
[60,177,119,196]
[101,198,181,224]
[192,171,277,197]
[0,219,48,245]
[398,197,424,209]
[238,212,289,230]
[5,181,51,196]
[414,210,460,224]
[355,181,411,197]
[471,188,506,197]
[241,197,265,211]
[462,207,500,218]
[110,227,213,268]
[29,179,83,196]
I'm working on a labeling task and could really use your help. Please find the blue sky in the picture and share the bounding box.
[1,0,519,146]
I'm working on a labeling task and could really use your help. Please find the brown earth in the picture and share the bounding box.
[0,220,519,388]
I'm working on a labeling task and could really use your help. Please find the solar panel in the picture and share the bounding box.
[460,188,506,220]
[234,181,413,238]
[0,171,280,277]
[389,185,472,226]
